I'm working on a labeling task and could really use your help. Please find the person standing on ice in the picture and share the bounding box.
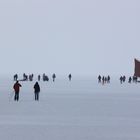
[98,75,101,83]
[52,73,56,82]
[38,75,41,81]
[68,74,72,81]
[33,82,40,101]
[13,81,22,101]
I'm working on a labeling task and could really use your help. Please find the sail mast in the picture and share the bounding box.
[134,59,140,77]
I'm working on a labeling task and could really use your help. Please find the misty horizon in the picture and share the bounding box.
[0,0,139,75]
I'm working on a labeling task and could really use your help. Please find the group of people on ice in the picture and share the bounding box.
[12,73,72,101]
[97,75,139,84]
[98,75,110,84]
[14,73,72,82]
[119,76,138,84]
[13,81,40,101]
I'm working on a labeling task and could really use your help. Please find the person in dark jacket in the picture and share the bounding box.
[33,82,40,101]
[13,81,22,101]
[52,73,56,82]
[38,75,41,81]
[68,74,72,81]
[13,74,18,81]
[98,75,101,83]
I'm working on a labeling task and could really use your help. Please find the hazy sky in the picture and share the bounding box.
[0,0,140,75]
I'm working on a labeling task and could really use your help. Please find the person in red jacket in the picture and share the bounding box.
[13,81,22,101]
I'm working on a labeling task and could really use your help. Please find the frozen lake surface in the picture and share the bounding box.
[0,77,140,140]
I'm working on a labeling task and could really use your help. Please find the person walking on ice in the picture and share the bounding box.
[13,81,22,101]
[33,82,40,101]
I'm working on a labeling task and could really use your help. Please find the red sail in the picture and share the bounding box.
[134,59,140,77]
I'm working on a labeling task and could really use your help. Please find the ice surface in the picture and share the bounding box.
[0,77,140,140]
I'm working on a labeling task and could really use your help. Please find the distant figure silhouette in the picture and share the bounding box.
[45,75,49,81]
[102,76,105,85]
[123,76,126,82]
[98,75,101,83]
[13,81,22,101]
[107,75,110,83]
[29,74,34,81]
[68,74,72,81]
[38,75,41,81]
[120,76,123,84]
[43,74,49,81]
[33,82,40,101]
[23,73,28,81]
[128,77,132,83]
[105,77,107,83]
[43,73,46,81]
[13,74,18,81]
[52,73,56,82]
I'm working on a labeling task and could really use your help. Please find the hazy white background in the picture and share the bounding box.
[0,0,140,76]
